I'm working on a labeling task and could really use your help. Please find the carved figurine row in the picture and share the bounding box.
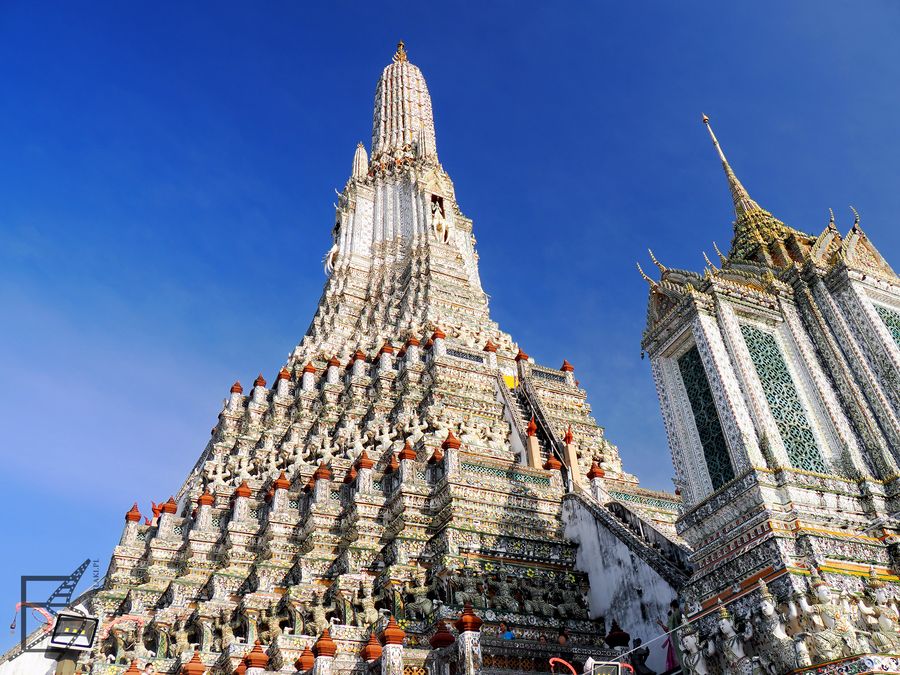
[679,570,900,675]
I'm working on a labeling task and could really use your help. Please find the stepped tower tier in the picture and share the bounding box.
[642,116,900,674]
[2,43,693,675]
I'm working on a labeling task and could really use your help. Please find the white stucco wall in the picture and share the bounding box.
[563,498,677,674]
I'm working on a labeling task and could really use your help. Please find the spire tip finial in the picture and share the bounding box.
[394,40,407,62]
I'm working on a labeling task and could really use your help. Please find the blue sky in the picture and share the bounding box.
[2,1,899,648]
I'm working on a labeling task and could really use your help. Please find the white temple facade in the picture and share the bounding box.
[641,116,900,673]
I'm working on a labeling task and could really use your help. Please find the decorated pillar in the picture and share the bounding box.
[525,417,541,469]
[313,628,337,675]
[378,342,394,372]
[294,645,315,674]
[352,350,367,377]
[431,328,447,357]
[441,430,461,475]
[381,616,406,675]
[311,462,332,503]
[271,470,291,512]
[562,426,582,488]
[244,641,270,675]
[560,359,575,386]
[454,604,482,675]
[427,621,455,675]
[356,450,375,493]
[398,439,417,482]
[482,340,498,369]
[193,488,214,531]
[276,367,292,396]
[120,503,142,546]
[326,356,341,385]
[404,336,420,365]
[301,362,317,391]
[180,649,207,675]
[514,348,530,379]
[228,381,244,411]
[251,374,268,404]
[587,461,608,503]
[232,481,252,522]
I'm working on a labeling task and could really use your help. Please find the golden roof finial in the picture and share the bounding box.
[703,251,719,273]
[828,208,835,226]
[393,40,408,63]
[850,205,860,226]
[648,248,666,272]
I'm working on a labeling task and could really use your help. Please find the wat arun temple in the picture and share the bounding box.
[4,43,900,675]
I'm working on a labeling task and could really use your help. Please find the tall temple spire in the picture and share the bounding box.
[371,41,438,164]
[701,114,796,262]
[701,114,761,219]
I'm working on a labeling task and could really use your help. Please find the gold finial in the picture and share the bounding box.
[716,599,730,620]
[828,208,835,226]
[702,113,727,164]
[648,248,666,272]
[850,205,860,226]
[703,251,719,273]
[393,41,408,63]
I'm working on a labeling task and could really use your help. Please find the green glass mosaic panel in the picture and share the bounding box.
[739,324,828,474]
[461,462,551,486]
[875,304,900,349]
[677,346,735,490]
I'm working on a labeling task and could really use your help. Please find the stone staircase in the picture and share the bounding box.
[565,489,692,591]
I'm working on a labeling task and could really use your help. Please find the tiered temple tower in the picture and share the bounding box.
[641,116,900,673]
[54,43,689,675]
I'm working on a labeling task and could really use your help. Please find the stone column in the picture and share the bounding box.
[560,359,575,386]
[562,427,583,488]
[244,640,270,675]
[302,362,317,391]
[431,328,447,357]
[276,367,292,396]
[381,617,406,675]
[326,356,341,384]
[228,381,244,411]
[454,604,483,675]
[352,350,367,377]
[312,463,332,503]
[271,471,291,512]
[232,481,252,522]
[442,431,461,475]
[313,628,337,675]
[398,440,417,483]
[514,348,530,380]
[482,340,498,369]
[525,418,541,469]
[404,337,421,365]
[356,451,375,493]
[194,489,215,531]
[587,462,608,503]
[379,342,395,372]
[251,374,268,404]
[120,503,142,545]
